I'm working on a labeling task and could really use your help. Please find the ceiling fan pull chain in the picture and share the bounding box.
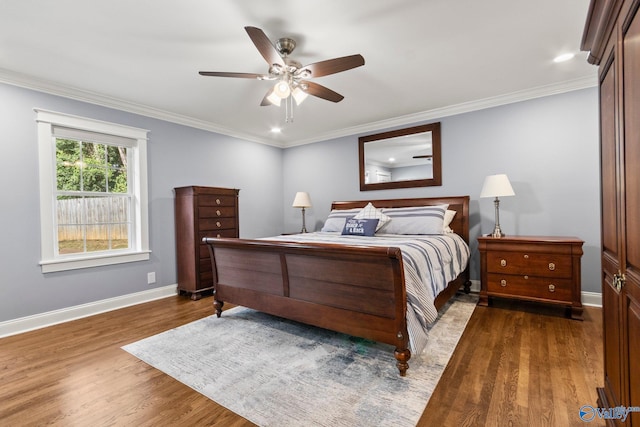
[285,94,293,123]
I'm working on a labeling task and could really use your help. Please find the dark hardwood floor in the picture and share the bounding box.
[0,294,603,426]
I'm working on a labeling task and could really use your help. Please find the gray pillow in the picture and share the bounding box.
[379,204,449,235]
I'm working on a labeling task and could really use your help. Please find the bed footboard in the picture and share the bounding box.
[203,237,412,376]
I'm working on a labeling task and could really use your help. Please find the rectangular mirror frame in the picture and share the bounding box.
[359,122,442,191]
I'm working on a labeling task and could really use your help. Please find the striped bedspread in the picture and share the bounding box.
[263,232,470,354]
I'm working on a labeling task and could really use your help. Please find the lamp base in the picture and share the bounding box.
[489,197,505,238]
[488,225,505,238]
[300,207,307,233]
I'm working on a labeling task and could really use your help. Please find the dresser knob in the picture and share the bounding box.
[216,209,221,216]
[500,259,507,267]
[216,198,221,205]
[500,279,507,287]
[548,262,556,271]
[548,284,556,292]
[524,254,529,259]
[216,233,221,238]
[216,221,221,228]
[524,275,529,280]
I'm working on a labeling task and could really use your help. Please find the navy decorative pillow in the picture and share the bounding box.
[341,217,379,236]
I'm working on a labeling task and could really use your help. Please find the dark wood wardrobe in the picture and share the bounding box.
[582,0,640,425]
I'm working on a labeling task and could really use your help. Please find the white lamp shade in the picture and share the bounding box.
[292,192,312,208]
[292,86,308,105]
[274,81,291,99]
[480,174,515,198]
[266,89,281,106]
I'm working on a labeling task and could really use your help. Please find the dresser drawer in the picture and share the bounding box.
[199,206,236,219]
[486,273,572,302]
[486,252,572,278]
[199,195,237,207]
[200,217,237,231]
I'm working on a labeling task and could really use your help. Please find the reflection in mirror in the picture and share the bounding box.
[359,122,441,191]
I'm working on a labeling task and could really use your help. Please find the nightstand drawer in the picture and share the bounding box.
[486,252,572,278]
[486,273,572,302]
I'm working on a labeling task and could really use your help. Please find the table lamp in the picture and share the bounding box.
[292,192,312,233]
[480,174,515,237]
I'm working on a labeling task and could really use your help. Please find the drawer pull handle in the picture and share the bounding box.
[216,198,221,205]
[500,259,507,267]
[216,209,221,216]
[548,263,556,271]
[216,221,221,228]
[548,284,556,292]
[500,279,507,287]
[524,254,529,259]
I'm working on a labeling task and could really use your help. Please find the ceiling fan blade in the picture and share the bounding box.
[300,54,365,78]
[199,71,268,79]
[245,26,285,67]
[302,81,344,103]
[412,155,433,159]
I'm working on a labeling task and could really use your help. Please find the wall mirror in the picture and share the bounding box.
[359,122,441,191]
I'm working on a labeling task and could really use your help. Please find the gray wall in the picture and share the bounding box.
[283,87,601,293]
[0,82,601,323]
[0,82,283,322]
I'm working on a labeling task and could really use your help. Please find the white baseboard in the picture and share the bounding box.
[0,284,177,338]
[581,291,602,307]
[466,280,602,308]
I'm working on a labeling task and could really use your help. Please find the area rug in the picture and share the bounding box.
[122,293,478,426]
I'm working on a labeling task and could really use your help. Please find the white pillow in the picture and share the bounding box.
[443,210,456,233]
[379,204,449,235]
[320,208,362,232]
[354,202,390,231]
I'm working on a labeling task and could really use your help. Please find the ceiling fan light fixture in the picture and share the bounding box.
[266,90,282,106]
[273,80,291,98]
[292,86,308,105]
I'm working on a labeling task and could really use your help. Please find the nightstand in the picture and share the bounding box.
[477,235,584,320]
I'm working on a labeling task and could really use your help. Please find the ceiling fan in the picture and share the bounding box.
[199,26,365,117]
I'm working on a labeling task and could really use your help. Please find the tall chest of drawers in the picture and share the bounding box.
[174,186,239,300]
[477,236,584,320]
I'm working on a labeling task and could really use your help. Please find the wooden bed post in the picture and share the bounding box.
[394,347,411,377]
[206,243,225,318]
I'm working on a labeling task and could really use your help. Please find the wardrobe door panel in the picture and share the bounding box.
[623,5,640,423]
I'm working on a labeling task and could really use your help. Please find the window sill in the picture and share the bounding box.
[40,250,151,273]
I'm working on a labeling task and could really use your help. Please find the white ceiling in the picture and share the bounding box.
[0,0,596,148]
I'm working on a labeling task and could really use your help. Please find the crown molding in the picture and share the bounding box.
[283,75,598,147]
[0,68,284,148]
[1,68,596,149]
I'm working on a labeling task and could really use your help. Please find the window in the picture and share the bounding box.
[36,109,150,272]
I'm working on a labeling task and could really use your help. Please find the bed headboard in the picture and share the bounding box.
[330,196,470,244]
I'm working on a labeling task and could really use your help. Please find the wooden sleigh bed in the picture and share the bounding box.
[203,196,471,376]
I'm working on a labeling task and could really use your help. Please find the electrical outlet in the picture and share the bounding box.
[147,272,156,284]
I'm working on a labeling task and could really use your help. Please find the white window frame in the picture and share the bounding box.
[36,109,150,273]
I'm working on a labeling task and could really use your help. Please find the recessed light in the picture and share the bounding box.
[553,53,575,63]
[271,127,282,133]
